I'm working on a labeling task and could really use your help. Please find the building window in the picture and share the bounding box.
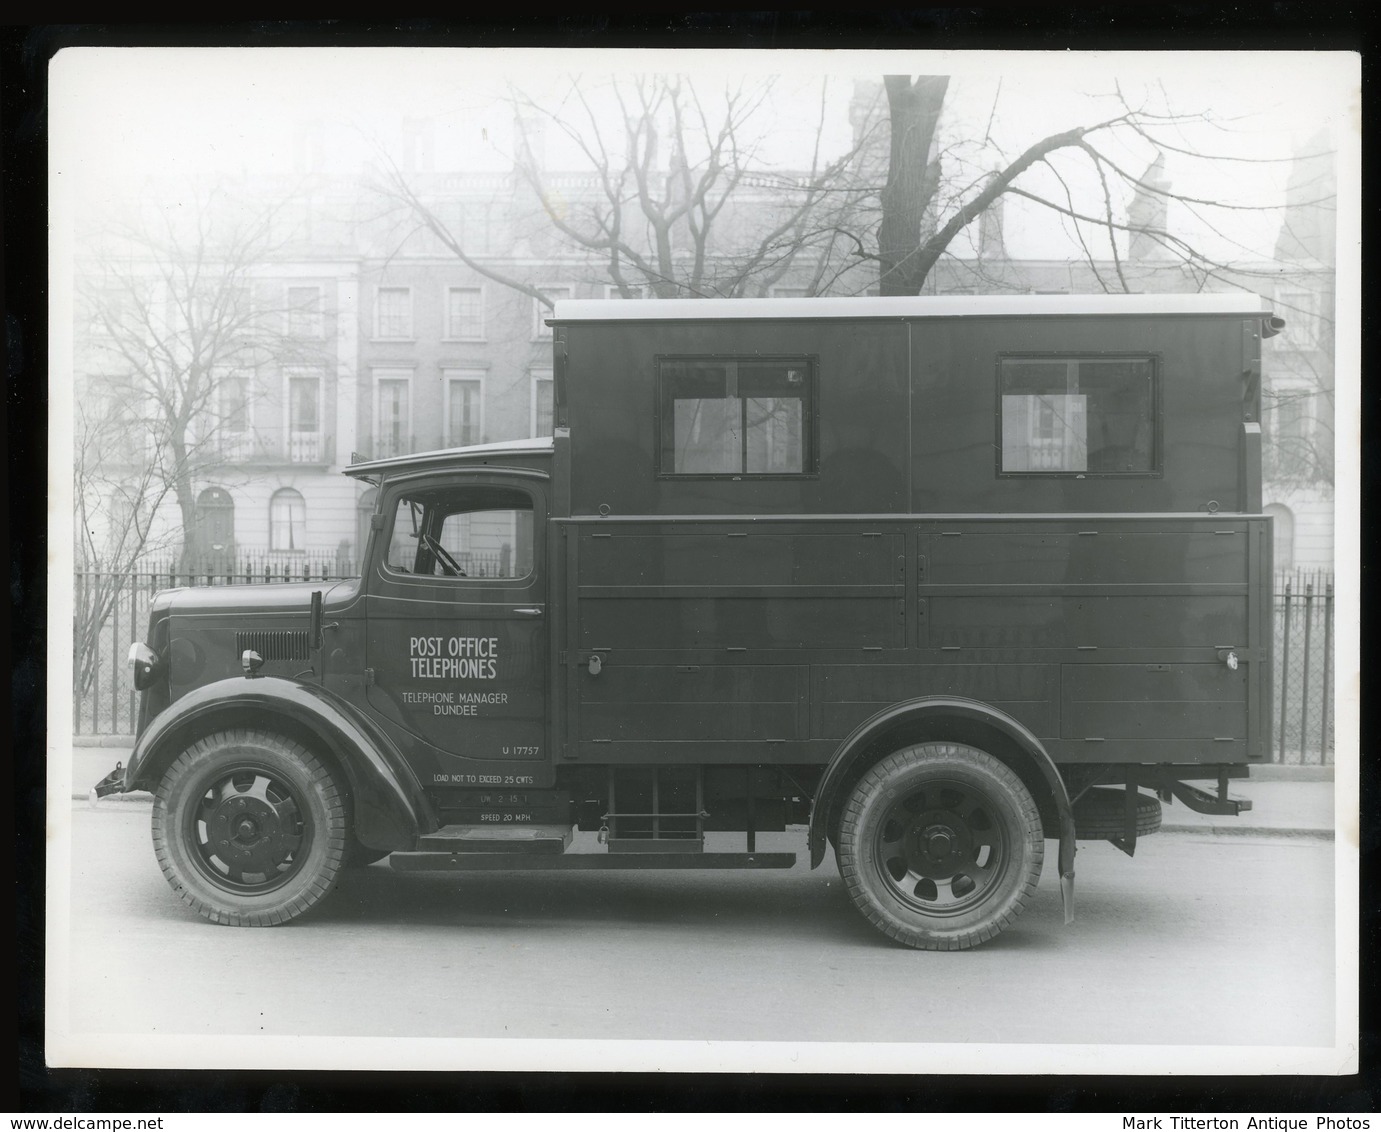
[446,287,485,339]
[1271,396,1309,446]
[999,356,1157,475]
[604,283,646,300]
[770,287,809,299]
[287,370,323,463]
[269,488,307,552]
[531,370,554,437]
[1278,290,1321,349]
[532,286,572,338]
[1265,385,1316,481]
[219,374,249,434]
[374,287,413,339]
[374,368,412,459]
[217,373,251,461]
[84,379,153,466]
[1265,503,1295,572]
[444,369,484,447]
[658,356,813,476]
[286,286,323,338]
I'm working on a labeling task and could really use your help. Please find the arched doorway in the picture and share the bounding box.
[193,486,236,571]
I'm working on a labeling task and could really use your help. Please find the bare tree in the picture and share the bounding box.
[870,76,1337,297]
[877,76,949,295]
[371,75,880,306]
[76,190,318,570]
[71,390,181,706]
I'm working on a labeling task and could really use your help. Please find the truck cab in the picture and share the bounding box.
[108,293,1276,950]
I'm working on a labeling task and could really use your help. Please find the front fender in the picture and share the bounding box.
[125,676,431,851]
[807,697,1077,914]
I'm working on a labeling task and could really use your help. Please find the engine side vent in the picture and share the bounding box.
[236,630,311,662]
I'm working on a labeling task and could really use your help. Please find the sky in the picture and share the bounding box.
[50,47,1357,262]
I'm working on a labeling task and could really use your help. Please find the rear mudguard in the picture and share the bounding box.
[807,696,1077,922]
[123,676,431,851]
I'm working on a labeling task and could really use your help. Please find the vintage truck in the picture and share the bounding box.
[101,293,1277,950]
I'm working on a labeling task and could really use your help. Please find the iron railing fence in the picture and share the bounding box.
[1272,569,1335,765]
[73,557,360,737]
[72,564,1338,760]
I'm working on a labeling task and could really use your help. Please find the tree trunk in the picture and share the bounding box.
[171,439,200,574]
[878,76,949,296]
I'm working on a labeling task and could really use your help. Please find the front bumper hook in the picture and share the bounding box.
[88,760,125,806]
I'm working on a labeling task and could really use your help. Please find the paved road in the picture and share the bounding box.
[57,803,1336,1049]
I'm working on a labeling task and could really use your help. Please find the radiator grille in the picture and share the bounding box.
[236,630,311,662]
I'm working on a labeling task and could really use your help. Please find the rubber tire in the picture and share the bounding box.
[838,743,1044,951]
[152,729,347,926]
[1072,787,1162,840]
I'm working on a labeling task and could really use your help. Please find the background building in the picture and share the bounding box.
[72,111,1336,575]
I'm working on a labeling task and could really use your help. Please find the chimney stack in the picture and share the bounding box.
[1127,153,1170,261]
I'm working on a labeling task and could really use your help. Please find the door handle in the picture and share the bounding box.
[512,607,543,615]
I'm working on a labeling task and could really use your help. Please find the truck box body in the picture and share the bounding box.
[111,293,1277,948]
[552,296,1271,779]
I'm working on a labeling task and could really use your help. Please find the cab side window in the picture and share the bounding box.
[383,486,534,579]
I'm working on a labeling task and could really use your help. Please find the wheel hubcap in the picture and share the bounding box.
[874,780,1008,916]
[188,766,311,893]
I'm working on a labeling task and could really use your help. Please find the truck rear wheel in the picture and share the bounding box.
[152,729,347,926]
[837,743,1043,951]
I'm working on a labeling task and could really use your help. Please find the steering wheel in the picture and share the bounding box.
[422,534,467,577]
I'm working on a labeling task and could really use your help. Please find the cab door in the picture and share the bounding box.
[365,474,547,767]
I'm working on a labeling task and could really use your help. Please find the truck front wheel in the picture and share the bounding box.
[152,729,347,926]
[837,743,1044,951]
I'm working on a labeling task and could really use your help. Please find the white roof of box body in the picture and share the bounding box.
[552,293,1273,322]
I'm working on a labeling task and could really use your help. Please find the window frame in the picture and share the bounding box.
[994,351,1162,479]
[286,284,324,339]
[443,368,486,447]
[377,479,540,587]
[373,366,414,459]
[282,366,327,464]
[373,285,414,341]
[268,487,308,553]
[654,353,820,480]
[216,370,251,435]
[530,369,554,438]
[443,284,486,341]
[1277,289,1322,349]
[532,285,573,339]
[284,364,324,425]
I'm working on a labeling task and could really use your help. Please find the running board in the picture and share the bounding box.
[390,851,797,873]
[417,823,572,854]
